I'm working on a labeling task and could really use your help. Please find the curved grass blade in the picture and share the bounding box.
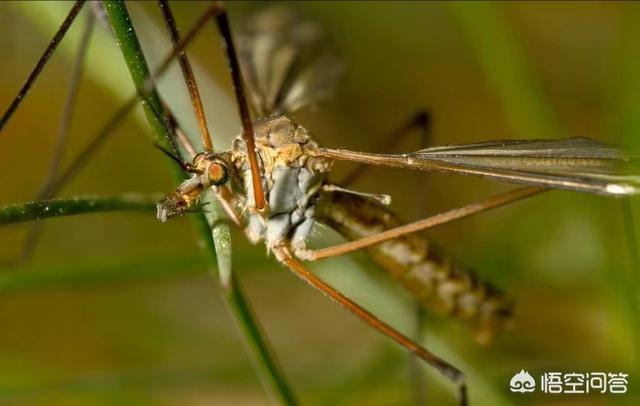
[46,3,220,198]
[102,1,175,154]
[0,195,156,225]
[102,2,296,403]
[616,6,640,363]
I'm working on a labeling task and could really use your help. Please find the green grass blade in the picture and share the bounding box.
[613,4,640,365]
[225,271,297,405]
[197,199,298,404]
[102,2,296,403]
[0,195,155,225]
[102,0,173,152]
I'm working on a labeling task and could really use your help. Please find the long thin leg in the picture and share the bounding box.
[158,0,214,152]
[44,3,220,197]
[342,110,434,403]
[39,12,95,198]
[409,307,427,406]
[9,4,218,265]
[157,5,296,403]
[413,113,431,406]
[214,8,268,214]
[16,10,95,264]
[341,110,431,186]
[105,4,295,405]
[168,110,296,406]
[304,186,544,261]
[348,110,433,404]
[163,95,242,228]
[155,0,247,231]
[0,0,86,132]
[273,246,467,406]
[332,113,439,383]
[46,98,136,195]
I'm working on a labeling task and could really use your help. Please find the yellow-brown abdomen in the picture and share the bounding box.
[315,189,512,343]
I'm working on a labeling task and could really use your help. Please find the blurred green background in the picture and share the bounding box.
[1,1,639,405]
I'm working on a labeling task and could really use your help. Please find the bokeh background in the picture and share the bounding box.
[1,1,640,405]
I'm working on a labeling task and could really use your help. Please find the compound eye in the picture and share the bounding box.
[207,162,228,186]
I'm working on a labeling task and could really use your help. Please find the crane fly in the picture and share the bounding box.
[1,2,639,405]
[154,4,639,404]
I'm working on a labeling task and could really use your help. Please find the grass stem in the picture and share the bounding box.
[102,2,295,403]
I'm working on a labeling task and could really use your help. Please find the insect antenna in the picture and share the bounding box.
[0,0,86,132]
[154,143,200,174]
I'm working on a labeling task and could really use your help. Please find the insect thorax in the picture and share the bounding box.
[230,116,332,251]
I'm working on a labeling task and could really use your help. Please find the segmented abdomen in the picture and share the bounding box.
[315,189,512,343]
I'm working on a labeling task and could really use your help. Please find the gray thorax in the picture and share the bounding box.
[231,116,333,253]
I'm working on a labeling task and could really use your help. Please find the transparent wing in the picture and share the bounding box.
[317,137,640,196]
[235,6,344,117]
